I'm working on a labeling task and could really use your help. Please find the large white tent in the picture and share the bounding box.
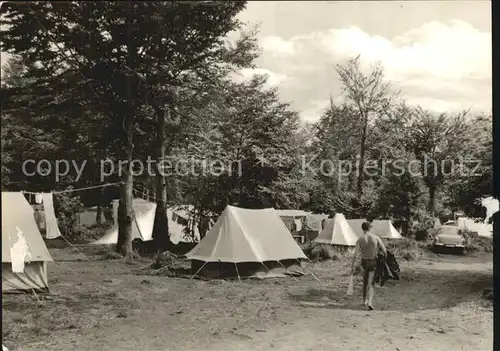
[314,213,358,246]
[2,192,53,293]
[90,198,156,244]
[346,218,367,238]
[186,205,307,278]
[370,220,403,239]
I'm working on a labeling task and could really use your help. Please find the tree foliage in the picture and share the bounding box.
[1,2,492,249]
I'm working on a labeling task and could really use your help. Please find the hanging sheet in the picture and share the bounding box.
[42,193,62,239]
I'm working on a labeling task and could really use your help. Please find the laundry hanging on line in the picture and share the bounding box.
[41,193,62,239]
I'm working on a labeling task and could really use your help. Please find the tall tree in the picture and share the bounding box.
[172,75,304,232]
[443,114,492,217]
[311,83,410,217]
[334,55,396,200]
[405,108,476,215]
[1,1,256,257]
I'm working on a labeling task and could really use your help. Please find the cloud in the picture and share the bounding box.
[230,67,289,89]
[260,36,296,56]
[253,20,491,121]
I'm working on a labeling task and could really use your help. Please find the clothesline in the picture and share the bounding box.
[22,182,124,195]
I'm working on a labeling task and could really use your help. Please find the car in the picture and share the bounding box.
[433,225,466,254]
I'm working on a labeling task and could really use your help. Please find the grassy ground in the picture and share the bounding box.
[2,243,493,351]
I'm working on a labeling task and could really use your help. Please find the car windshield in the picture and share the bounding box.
[438,226,460,235]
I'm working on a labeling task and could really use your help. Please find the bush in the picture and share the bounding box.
[385,238,424,261]
[53,192,84,234]
[68,224,109,243]
[408,208,436,240]
[462,229,493,253]
[301,242,351,262]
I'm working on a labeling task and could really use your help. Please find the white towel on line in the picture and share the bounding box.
[41,193,62,239]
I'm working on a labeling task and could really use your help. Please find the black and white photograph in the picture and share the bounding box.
[0,1,495,350]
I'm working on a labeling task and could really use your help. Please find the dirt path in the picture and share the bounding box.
[2,249,492,351]
[209,256,493,351]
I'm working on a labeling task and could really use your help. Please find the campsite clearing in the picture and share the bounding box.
[2,245,492,351]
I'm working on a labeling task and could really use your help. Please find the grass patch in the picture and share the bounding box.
[2,291,132,347]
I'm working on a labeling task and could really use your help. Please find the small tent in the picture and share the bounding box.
[314,213,358,246]
[2,192,53,293]
[276,209,309,232]
[302,213,329,241]
[90,198,156,244]
[371,220,403,239]
[347,218,367,238]
[186,205,307,279]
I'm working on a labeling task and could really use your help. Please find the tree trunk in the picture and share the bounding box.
[96,202,102,224]
[116,94,134,259]
[103,203,114,224]
[116,163,134,258]
[152,107,172,252]
[356,120,368,198]
[97,147,109,225]
[428,185,437,216]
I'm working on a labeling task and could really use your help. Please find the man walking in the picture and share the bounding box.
[350,221,387,310]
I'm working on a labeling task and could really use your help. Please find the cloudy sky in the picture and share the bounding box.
[234,1,491,122]
[1,1,490,123]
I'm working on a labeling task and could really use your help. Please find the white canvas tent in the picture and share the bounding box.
[186,205,307,279]
[90,198,156,244]
[347,218,367,238]
[371,220,403,239]
[302,213,329,241]
[456,217,493,238]
[276,209,309,232]
[315,213,358,246]
[2,192,53,293]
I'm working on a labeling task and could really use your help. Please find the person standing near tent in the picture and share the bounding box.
[350,221,387,310]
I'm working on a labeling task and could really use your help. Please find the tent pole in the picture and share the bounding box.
[131,206,143,241]
[234,263,241,281]
[277,260,299,282]
[299,258,321,282]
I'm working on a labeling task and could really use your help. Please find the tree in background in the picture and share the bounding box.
[312,58,409,218]
[1,1,256,257]
[334,55,397,201]
[405,108,481,216]
[172,75,304,235]
[443,114,492,218]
